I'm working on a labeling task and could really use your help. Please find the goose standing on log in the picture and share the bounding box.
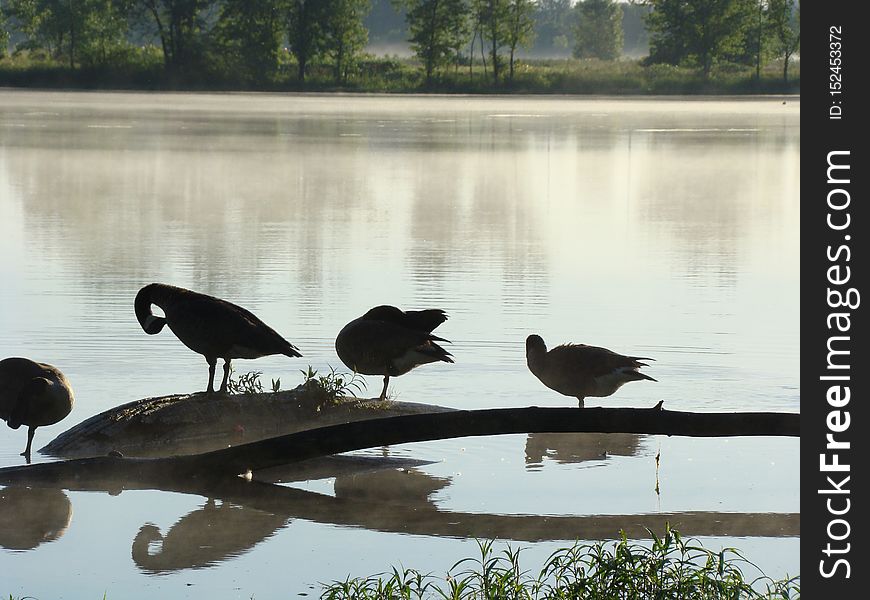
[0,357,75,460]
[135,283,302,394]
[525,334,655,407]
[335,305,454,401]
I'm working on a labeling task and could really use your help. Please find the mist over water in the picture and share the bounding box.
[0,91,799,597]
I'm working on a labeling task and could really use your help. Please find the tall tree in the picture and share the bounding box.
[3,0,86,67]
[399,0,470,86]
[504,0,535,81]
[573,0,623,60]
[131,0,214,72]
[532,0,572,55]
[478,0,508,84]
[3,0,128,68]
[287,0,329,83]
[213,0,283,83]
[644,0,755,77]
[767,0,798,83]
[79,0,132,68]
[621,1,651,57]
[324,0,371,84]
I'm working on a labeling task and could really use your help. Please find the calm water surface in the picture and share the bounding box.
[0,91,799,597]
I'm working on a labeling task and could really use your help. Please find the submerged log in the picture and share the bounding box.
[1,404,798,487]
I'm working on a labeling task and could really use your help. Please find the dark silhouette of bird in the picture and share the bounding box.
[0,357,75,459]
[135,283,302,394]
[335,305,454,401]
[525,334,655,407]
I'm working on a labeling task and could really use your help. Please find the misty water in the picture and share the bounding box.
[0,91,799,597]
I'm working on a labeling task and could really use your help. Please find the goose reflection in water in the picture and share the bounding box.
[132,498,289,573]
[0,486,72,550]
[524,433,643,468]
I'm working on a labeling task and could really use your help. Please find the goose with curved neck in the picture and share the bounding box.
[135,283,302,394]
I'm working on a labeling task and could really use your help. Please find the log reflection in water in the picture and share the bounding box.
[1,455,797,573]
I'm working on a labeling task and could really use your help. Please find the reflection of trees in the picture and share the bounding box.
[630,129,799,286]
[525,433,642,467]
[0,486,72,549]
[4,105,559,317]
[132,498,289,573]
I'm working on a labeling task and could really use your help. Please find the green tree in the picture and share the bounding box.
[573,0,623,60]
[324,0,371,84]
[287,0,329,83]
[767,0,798,82]
[479,0,508,84]
[131,0,214,72]
[213,0,283,84]
[399,0,470,85]
[78,0,133,68]
[532,0,572,55]
[3,0,129,68]
[621,1,651,56]
[3,0,83,67]
[644,0,755,77]
[504,0,534,81]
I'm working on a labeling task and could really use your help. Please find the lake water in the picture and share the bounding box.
[0,91,799,597]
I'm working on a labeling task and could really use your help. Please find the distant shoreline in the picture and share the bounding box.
[0,57,800,97]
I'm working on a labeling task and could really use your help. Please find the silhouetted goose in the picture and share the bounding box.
[525,334,656,407]
[0,357,75,458]
[135,283,302,393]
[335,305,454,401]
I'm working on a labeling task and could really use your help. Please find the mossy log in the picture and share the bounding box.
[41,381,454,459]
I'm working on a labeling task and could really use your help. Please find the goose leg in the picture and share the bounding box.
[21,425,36,460]
[207,357,217,393]
[577,397,585,408]
[379,375,390,401]
[220,359,232,393]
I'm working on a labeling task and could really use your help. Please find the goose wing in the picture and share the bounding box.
[547,344,653,379]
[337,319,452,375]
[167,295,300,358]
[361,306,448,334]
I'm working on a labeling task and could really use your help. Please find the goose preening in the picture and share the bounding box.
[0,357,75,458]
[135,283,302,394]
[525,334,655,407]
[335,305,454,401]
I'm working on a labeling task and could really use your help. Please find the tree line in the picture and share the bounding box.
[0,0,799,87]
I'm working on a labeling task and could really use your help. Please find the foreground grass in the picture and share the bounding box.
[4,530,799,599]
[0,51,798,95]
[321,529,800,599]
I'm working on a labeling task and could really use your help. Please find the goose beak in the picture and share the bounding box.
[142,315,166,334]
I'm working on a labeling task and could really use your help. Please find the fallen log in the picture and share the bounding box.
[0,405,798,487]
[41,383,454,459]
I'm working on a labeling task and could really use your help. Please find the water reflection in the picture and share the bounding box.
[132,498,289,573]
[2,455,798,574]
[333,466,450,509]
[524,433,642,468]
[0,486,72,549]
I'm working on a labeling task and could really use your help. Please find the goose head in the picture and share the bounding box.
[525,334,547,358]
[135,284,167,335]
